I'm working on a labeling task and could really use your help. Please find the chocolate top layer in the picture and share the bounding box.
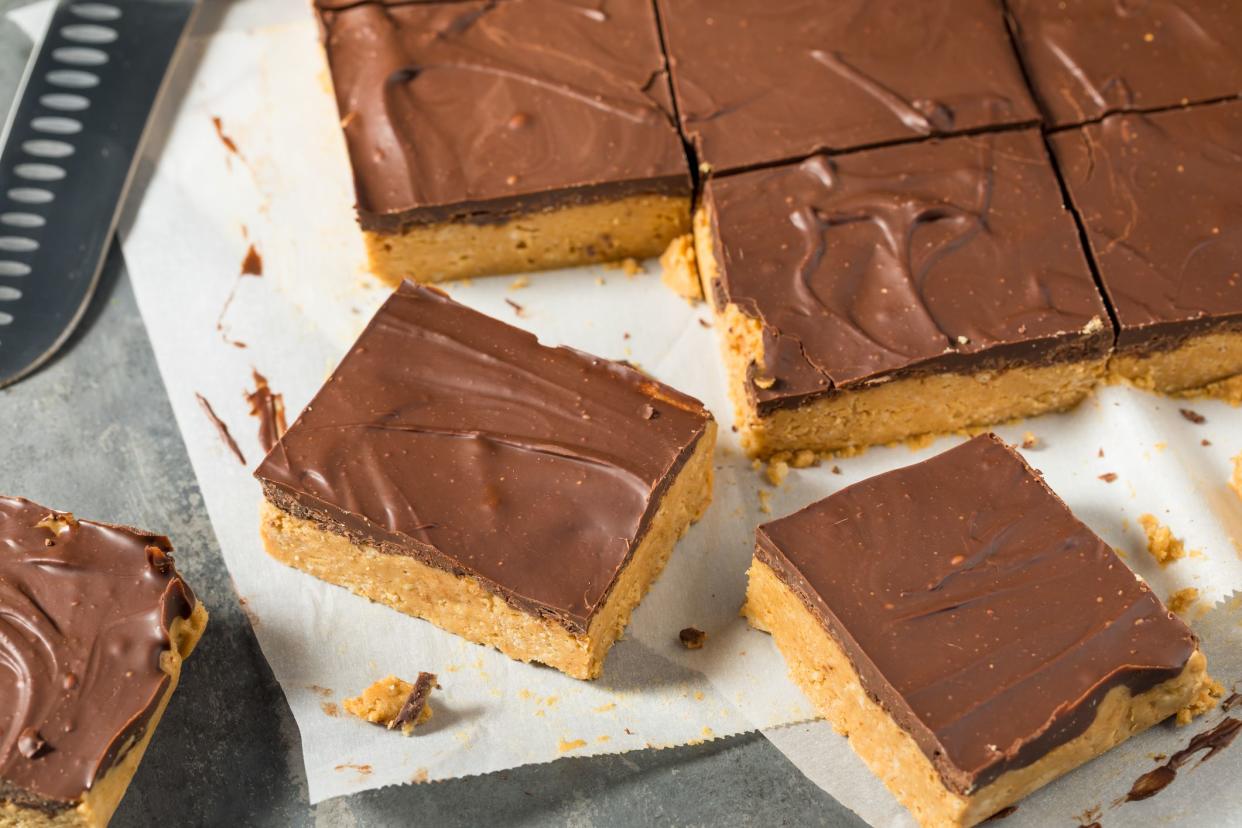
[756,434,1198,795]
[656,0,1039,174]
[317,0,690,232]
[704,129,1111,412]
[1050,100,1242,352]
[1007,0,1242,128]
[254,283,712,633]
[0,497,196,809]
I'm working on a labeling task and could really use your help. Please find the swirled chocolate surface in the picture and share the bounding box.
[1049,100,1242,353]
[316,0,690,232]
[254,283,712,632]
[756,434,1199,794]
[703,129,1111,413]
[1007,0,1242,128]
[0,497,197,810]
[655,0,1038,174]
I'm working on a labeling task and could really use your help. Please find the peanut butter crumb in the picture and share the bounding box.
[1138,514,1189,567]
[757,488,772,514]
[765,459,789,487]
[790,449,819,469]
[1176,676,1225,725]
[344,673,436,735]
[1230,453,1242,502]
[510,276,530,290]
[1166,587,1199,616]
[558,738,588,753]
[1021,431,1039,449]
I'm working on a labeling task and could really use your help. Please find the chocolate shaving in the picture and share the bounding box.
[391,672,438,732]
[196,393,247,465]
[678,627,706,649]
[246,370,288,454]
[1179,408,1206,424]
[17,727,47,759]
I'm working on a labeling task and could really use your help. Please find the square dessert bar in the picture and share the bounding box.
[1006,0,1242,128]
[0,497,207,827]
[316,0,691,284]
[656,0,1038,174]
[1050,100,1242,394]
[680,128,1111,457]
[254,283,716,680]
[744,434,1208,827]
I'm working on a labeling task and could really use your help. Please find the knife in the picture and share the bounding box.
[0,0,198,388]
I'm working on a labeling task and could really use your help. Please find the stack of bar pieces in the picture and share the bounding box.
[0,497,207,827]
[254,283,716,680]
[744,434,1209,827]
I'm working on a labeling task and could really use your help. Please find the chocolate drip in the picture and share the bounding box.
[1122,716,1242,802]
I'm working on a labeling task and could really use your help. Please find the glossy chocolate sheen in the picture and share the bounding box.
[316,0,690,233]
[254,283,712,633]
[1050,101,1242,353]
[656,0,1039,174]
[756,434,1198,795]
[0,497,196,810]
[704,129,1112,413]
[1007,0,1242,128]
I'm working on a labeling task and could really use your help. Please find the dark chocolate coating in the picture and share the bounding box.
[656,0,1039,174]
[1006,0,1242,128]
[316,0,690,233]
[0,497,197,810]
[704,129,1112,413]
[254,283,712,633]
[1049,100,1242,353]
[756,434,1198,795]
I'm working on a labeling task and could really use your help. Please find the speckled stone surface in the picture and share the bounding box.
[0,7,861,826]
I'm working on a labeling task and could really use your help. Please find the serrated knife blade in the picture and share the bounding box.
[0,0,198,388]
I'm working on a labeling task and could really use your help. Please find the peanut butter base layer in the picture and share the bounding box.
[260,423,715,680]
[743,558,1206,828]
[1109,328,1242,395]
[0,604,208,828]
[365,193,690,286]
[673,221,1106,457]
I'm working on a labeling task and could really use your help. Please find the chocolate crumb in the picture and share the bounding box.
[504,298,525,317]
[1179,408,1205,424]
[831,465,842,475]
[17,728,47,759]
[241,244,263,277]
[392,672,438,733]
[698,318,710,328]
[1202,438,1211,446]
[679,627,706,649]
[1098,472,1118,483]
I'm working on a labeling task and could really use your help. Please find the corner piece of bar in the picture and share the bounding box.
[743,434,1206,827]
[683,128,1111,457]
[1049,100,1242,394]
[315,0,691,284]
[0,496,207,828]
[254,282,716,680]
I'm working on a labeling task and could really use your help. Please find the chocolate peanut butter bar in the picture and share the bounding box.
[655,0,1039,175]
[316,0,691,284]
[744,434,1208,827]
[1006,0,1242,128]
[254,283,716,680]
[673,129,1110,457]
[1049,100,1242,393]
[0,498,207,827]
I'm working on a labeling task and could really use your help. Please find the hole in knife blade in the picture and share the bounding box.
[70,3,122,21]
[31,116,81,135]
[1,213,45,229]
[0,287,21,301]
[0,262,31,277]
[47,69,99,89]
[41,93,89,112]
[0,312,14,325]
[61,24,118,45]
[7,189,53,205]
[15,164,65,183]
[52,47,108,67]
[22,140,74,159]
[0,238,38,253]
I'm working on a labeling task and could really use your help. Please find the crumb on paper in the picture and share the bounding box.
[790,449,818,468]
[831,465,842,475]
[593,702,615,713]
[757,488,772,514]
[1138,514,1189,567]
[558,738,588,753]
[1202,438,1212,446]
[1166,587,1199,616]
[1021,431,1039,449]
[597,735,611,743]
[765,459,789,487]
[595,276,606,286]
[412,768,429,783]
[504,298,526,317]
[679,627,707,650]
[334,763,373,775]
[1179,408,1206,424]
[343,673,438,735]
[1098,472,1118,483]
[1176,676,1225,725]
[1154,441,1167,452]
[321,702,340,718]
[1231,453,1242,502]
[658,235,701,302]
[510,276,530,290]
[308,684,333,698]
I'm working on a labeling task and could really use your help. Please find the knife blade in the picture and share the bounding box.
[0,0,198,388]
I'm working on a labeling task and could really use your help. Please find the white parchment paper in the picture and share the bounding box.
[14,0,1242,820]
